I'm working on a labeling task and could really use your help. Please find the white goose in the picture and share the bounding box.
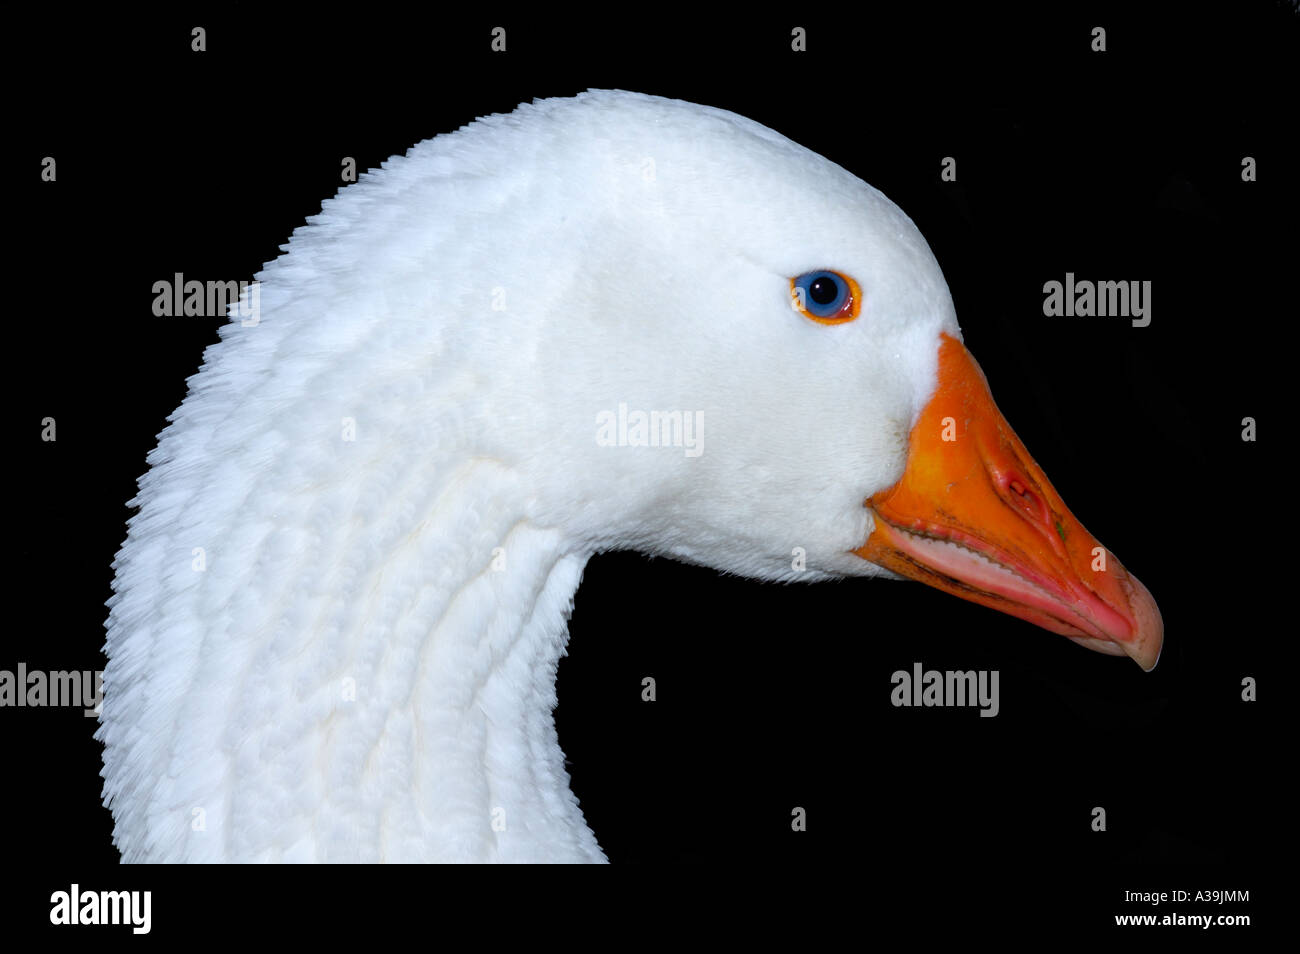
[98,90,1162,863]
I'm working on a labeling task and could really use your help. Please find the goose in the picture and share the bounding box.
[98,89,1163,863]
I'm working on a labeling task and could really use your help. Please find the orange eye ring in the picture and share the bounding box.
[790,270,862,324]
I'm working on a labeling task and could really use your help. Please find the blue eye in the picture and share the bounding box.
[792,270,859,323]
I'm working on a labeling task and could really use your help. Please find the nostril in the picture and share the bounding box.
[1004,475,1048,525]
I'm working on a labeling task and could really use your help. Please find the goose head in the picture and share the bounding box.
[100,90,1162,863]
[490,91,1161,666]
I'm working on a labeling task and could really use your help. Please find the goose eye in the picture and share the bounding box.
[791,270,861,323]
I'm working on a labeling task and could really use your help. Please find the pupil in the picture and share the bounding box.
[809,276,838,306]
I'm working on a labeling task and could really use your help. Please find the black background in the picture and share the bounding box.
[9,0,1292,935]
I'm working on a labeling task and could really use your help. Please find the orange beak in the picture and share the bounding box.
[855,333,1163,669]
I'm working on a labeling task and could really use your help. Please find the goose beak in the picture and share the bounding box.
[854,333,1163,669]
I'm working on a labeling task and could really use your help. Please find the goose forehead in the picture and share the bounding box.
[601,131,947,294]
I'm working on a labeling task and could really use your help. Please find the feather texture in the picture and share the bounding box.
[99,90,956,861]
